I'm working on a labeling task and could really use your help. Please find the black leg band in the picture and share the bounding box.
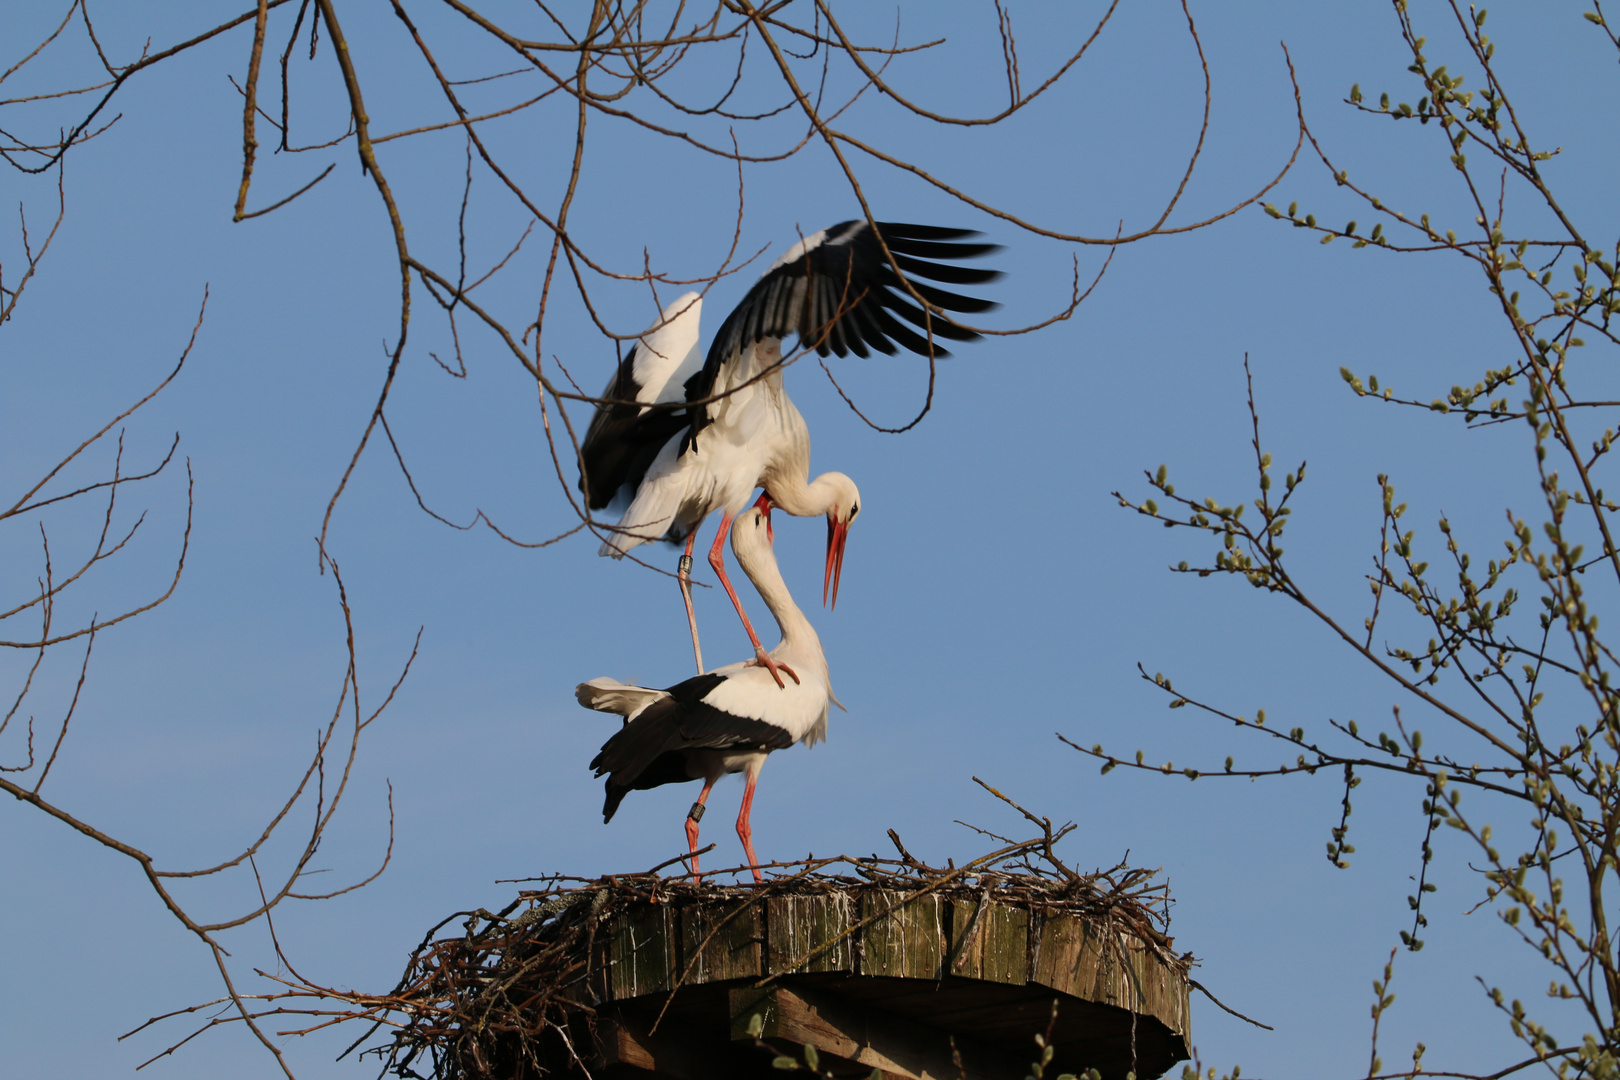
[678,554,693,577]
[687,801,706,823]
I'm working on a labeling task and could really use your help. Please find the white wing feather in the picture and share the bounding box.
[630,292,703,412]
[598,436,686,557]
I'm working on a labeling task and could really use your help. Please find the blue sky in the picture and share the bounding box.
[5,3,1617,1076]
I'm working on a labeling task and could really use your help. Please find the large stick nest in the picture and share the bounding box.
[339,822,1188,1080]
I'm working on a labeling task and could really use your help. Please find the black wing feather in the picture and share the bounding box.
[874,223,982,241]
[891,252,1003,286]
[879,291,980,343]
[881,237,1001,261]
[847,296,898,356]
[865,305,938,358]
[908,279,999,314]
[602,754,692,822]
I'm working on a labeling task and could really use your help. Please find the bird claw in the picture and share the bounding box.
[748,650,799,688]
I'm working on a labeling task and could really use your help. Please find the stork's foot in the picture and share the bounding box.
[748,650,799,688]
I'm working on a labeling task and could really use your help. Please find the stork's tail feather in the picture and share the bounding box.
[597,516,674,559]
[576,677,669,720]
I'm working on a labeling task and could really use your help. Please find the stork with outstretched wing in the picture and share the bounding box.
[578,221,998,679]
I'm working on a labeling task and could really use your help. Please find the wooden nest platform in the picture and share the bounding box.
[366,829,1192,1080]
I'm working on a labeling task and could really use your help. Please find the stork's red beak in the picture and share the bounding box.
[754,493,774,541]
[823,515,849,609]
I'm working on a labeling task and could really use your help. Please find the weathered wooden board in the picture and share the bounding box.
[766,893,854,974]
[948,898,1030,985]
[1116,932,1191,1038]
[1030,911,1105,1002]
[1030,913,1189,1037]
[680,899,765,983]
[608,903,676,1000]
[600,893,1187,1056]
[860,890,944,979]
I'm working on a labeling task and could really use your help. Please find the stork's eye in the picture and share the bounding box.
[849,502,860,520]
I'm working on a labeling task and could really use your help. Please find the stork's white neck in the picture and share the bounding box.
[730,511,819,657]
[770,471,858,523]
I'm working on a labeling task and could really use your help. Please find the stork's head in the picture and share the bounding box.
[752,492,775,542]
[816,473,861,609]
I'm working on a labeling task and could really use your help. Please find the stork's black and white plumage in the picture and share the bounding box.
[578,221,997,678]
[578,500,832,881]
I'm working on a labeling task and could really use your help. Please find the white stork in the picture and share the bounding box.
[578,220,998,681]
[578,498,832,881]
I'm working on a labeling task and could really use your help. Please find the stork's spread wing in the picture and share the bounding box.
[578,293,703,510]
[681,221,1000,441]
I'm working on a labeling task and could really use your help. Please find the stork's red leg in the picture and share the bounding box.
[709,511,798,689]
[736,772,763,883]
[679,531,703,674]
[685,779,716,881]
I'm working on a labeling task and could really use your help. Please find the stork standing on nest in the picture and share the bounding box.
[578,498,832,881]
[577,221,997,680]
